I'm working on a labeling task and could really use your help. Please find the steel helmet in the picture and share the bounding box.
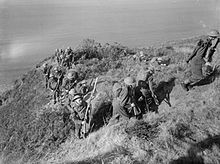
[49,74,54,78]
[55,49,59,52]
[67,71,77,80]
[53,67,58,71]
[42,63,47,67]
[67,46,71,50]
[60,54,64,59]
[157,57,163,61]
[124,77,136,86]
[72,94,82,102]
[80,80,87,85]
[207,29,219,37]
[69,89,76,96]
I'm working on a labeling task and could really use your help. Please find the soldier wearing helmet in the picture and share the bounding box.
[109,76,141,125]
[48,67,64,104]
[181,29,220,91]
[66,94,89,139]
[42,63,52,88]
[135,67,158,113]
[62,70,79,92]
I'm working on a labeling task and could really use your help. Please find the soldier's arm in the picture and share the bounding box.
[71,112,83,124]
[186,39,203,63]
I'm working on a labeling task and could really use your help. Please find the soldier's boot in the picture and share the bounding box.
[181,79,192,91]
[181,82,189,91]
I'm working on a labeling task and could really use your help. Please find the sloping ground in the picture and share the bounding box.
[0,37,220,164]
[44,79,220,164]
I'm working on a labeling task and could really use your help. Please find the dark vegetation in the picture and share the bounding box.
[0,37,220,164]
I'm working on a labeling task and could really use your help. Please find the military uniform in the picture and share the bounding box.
[42,64,52,88]
[135,68,157,112]
[48,69,64,104]
[182,30,219,91]
[109,79,137,125]
[67,96,89,139]
[62,77,77,91]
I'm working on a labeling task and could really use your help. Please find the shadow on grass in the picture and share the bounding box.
[170,134,220,164]
[154,77,176,107]
[64,146,144,164]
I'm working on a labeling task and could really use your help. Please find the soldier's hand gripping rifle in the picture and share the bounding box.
[82,77,98,138]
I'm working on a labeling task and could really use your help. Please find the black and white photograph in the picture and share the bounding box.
[0,0,220,163]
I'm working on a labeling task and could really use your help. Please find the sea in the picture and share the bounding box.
[0,0,220,92]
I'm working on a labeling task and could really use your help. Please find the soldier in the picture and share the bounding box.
[48,67,64,104]
[66,94,89,139]
[73,80,91,97]
[62,70,79,92]
[135,67,159,113]
[109,77,141,125]
[181,29,220,91]
[42,63,52,88]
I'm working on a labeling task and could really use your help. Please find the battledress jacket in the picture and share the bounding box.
[112,85,133,119]
[62,77,77,91]
[186,37,212,81]
[71,101,88,124]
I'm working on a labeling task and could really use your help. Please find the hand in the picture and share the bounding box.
[82,121,86,125]
[131,103,135,107]
[138,97,144,102]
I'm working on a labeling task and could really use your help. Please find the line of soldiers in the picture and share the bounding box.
[42,54,96,138]
[42,59,159,138]
[55,47,75,69]
[40,29,219,139]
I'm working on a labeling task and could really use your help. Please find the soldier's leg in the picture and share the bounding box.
[74,123,82,139]
[53,91,57,104]
[45,77,48,88]
[181,64,204,91]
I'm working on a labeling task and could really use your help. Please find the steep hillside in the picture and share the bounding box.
[0,37,220,164]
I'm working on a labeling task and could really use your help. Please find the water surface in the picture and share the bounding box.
[0,0,219,92]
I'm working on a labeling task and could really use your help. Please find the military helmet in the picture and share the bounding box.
[80,80,87,85]
[55,49,59,52]
[53,67,58,71]
[72,94,82,102]
[67,46,71,50]
[124,77,136,86]
[42,63,48,68]
[67,71,78,80]
[207,29,219,37]
[69,89,76,96]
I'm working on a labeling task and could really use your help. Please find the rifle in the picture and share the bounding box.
[82,77,98,138]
